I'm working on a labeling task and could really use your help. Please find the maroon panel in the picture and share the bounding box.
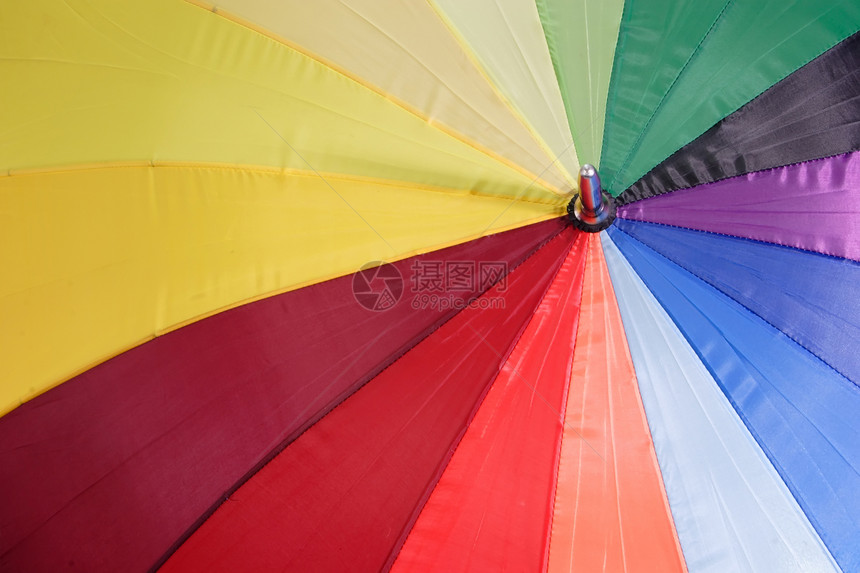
[160,228,577,573]
[0,219,566,573]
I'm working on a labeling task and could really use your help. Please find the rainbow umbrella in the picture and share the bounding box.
[2,1,859,571]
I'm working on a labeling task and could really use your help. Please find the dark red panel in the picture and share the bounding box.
[160,228,576,573]
[0,219,566,573]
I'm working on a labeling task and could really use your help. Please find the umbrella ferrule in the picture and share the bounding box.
[579,164,604,218]
[568,164,617,232]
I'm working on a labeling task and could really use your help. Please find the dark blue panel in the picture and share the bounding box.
[607,225,860,573]
[614,218,860,385]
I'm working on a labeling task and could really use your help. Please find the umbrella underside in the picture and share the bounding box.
[2,1,859,572]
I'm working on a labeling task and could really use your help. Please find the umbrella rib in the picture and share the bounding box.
[187,0,566,194]
[477,84,613,237]
[254,109,396,252]
[466,322,605,461]
[477,136,579,239]
[606,0,733,192]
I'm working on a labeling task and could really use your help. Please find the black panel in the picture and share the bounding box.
[619,31,860,205]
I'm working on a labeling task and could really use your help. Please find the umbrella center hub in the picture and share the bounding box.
[567,164,616,232]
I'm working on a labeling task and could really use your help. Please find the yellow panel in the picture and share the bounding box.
[205,0,575,191]
[0,0,560,203]
[0,164,564,415]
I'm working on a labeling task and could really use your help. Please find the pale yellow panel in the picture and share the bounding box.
[432,0,581,185]
[208,0,574,191]
[0,0,559,203]
[0,165,564,415]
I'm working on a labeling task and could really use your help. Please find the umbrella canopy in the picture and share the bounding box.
[1,1,859,572]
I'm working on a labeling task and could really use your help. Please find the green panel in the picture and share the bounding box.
[537,0,624,168]
[600,0,860,195]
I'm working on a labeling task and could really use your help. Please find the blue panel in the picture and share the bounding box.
[615,218,860,385]
[607,225,860,573]
[601,233,839,573]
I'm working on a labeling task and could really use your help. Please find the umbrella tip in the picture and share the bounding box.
[568,164,616,232]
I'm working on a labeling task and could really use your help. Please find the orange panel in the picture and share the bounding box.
[546,234,687,572]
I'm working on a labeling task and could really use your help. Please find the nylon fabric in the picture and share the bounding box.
[0,0,559,202]
[599,0,738,192]
[618,151,860,262]
[391,231,587,572]
[535,0,623,167]
[600,0,860,194]
[159,229,575,573]
[615,219,860,384]
[0,165,562,416]
[619,31,860,203]
[547,234,686,573]
[431,0,580,182]
[0,220,565,573]
[607,226,860,572]
[197,0,572,191]
[602,232,841,573]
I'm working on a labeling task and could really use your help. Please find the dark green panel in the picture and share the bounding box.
[600,0,860,195]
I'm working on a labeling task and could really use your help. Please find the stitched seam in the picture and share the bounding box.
[609,226,855,568]
[149,222,570,572]
[182,0,566,194]
[0,160,564,207]
[607,0,734,191]
[612,224,860,388]
[620,146,860,207]
[616,158,860,264]
[619,28,860,203]
[599,0,634,175]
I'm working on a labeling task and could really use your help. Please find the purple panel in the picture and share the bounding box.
[618,152,860,261]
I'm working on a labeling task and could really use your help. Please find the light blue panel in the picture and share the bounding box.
[601,231,840,573]
[605,225,860,572]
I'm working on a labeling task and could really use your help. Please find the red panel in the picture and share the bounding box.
[546,234,686,572]
[390,232,587,572]
[0,219,566,573]
[160,228,577,573]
